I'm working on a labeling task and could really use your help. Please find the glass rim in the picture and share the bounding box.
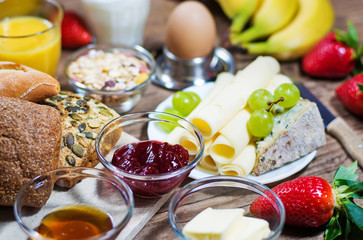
[95,111,205,181]
[13,167,134,240]
[0,0,64,39]
[168,175,286,240]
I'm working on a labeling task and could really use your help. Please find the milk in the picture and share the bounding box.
[81,0,150,46]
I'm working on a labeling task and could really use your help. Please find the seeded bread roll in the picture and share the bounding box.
[0,61,60,102]
[0,96,62,207]
[43,91,121,168]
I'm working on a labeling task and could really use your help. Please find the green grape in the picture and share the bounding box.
[273,83,300,108]
[247,109,274,137]
[248,89,274,111]
[157,108,182,133]
[172,91,201,117]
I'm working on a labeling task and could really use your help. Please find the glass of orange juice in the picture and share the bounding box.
[0,0,63,77]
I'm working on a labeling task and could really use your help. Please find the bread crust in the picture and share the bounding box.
[0,61,60,102]
[0,96,62,206]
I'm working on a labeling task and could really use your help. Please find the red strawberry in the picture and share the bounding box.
[302,21,362,79]
[335,73,363,116]
[61,11,92,49]
[250,162,363,240]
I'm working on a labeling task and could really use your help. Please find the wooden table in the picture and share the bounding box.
[58,0,363,239]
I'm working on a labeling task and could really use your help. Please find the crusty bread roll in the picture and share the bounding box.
[0,61,60,102]
[0,96,62,207]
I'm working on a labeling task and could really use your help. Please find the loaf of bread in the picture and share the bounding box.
[42,91,120,168]
[253,99,326,176]
[0,61,60,102]
[0,96,62,207]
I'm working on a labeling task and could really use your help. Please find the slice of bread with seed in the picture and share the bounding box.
[42,91,120,168]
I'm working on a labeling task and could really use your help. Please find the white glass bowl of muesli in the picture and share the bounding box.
[64,44,156,113]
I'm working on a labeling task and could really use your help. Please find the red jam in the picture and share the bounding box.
[111,140,189,175]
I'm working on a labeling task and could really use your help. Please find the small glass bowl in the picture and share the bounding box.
[96,112,205,198]
[14,167,134,240]
[64,44,156,113]
[169,176,285,240]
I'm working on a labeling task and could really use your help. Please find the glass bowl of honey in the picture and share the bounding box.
[14,167,134,240]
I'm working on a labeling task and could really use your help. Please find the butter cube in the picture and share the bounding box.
[182,207,245,240]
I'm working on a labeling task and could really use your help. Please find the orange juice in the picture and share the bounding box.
[0,16,61,76]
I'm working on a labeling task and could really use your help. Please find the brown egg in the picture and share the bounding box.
[166,1,216,59]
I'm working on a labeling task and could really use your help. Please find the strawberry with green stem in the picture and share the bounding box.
[302,21,363,79]
[250,161,363,240]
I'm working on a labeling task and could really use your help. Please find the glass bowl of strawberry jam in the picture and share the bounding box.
[14,167,134,240]
[95,111,205,198]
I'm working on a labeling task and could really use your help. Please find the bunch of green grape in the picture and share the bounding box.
[159,91,201,132]
[247,83,300,138]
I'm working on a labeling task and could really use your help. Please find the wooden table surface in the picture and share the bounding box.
[58,0,363,239]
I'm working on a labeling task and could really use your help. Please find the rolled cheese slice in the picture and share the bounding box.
[199,135,220,172]
[187,72,235,120]
[210,109,251,165]
[219,144,257,177]
[190,56,280,139]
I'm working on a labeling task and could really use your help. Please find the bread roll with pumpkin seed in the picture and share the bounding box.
[42,91,121,168]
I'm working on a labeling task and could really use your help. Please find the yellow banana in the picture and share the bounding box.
[229,0,262,34]
[216,0,259,19]
[243,0,335,61]
[231,0,299,44]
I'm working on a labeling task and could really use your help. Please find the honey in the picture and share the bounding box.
[37,205,113,240]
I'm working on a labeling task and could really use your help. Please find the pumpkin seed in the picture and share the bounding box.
[72,144,86,157]
[66,106,81,112]
[50,95,64,102]
[81,105,90,113]
[59,90,68,95]
[100,109,113,117]
[96,106,108,111]
[69,113,82,121]
[78,122,87,133]
[65,133,74,148]
[88,121,101,129]
[70,120,78,127]
[83,96,91,101]
[43,102,59,110]
[77,100,88,106]
[66,155,76,166]
[84,131,97,140]
[87,114,97,119]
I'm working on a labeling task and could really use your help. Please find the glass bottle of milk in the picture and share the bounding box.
[81,0,150,46]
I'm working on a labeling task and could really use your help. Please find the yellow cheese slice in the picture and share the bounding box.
[219,144,257,177]
[210,109,251,165]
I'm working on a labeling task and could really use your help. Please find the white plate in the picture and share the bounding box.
[148,83,316,184]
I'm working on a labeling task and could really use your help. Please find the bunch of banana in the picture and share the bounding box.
[217,0,335,61]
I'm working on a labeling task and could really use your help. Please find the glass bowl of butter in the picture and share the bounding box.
[168,176,285,240]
